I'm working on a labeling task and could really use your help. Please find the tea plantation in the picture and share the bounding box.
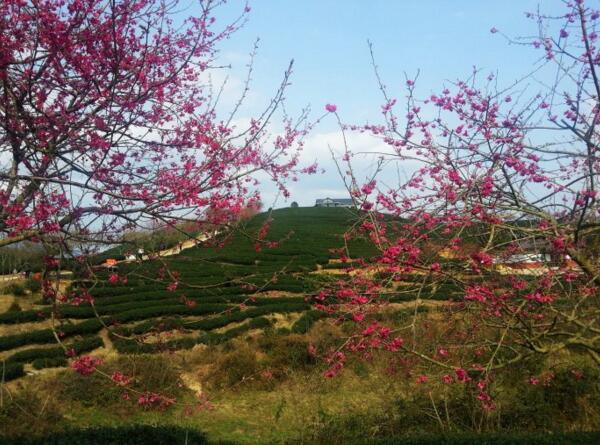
[0,207,389,381]
[0,207,498,382]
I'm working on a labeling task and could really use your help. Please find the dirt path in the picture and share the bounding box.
[0,274,22,282]
[98,328,117,357]
[119,232,217,264]
[388,299,447,310]
[156,237,208,257]
[0,294,14,314]
[180,370,203,394]
[0,232,220,285]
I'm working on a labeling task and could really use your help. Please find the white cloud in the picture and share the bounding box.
[251,128,426,208]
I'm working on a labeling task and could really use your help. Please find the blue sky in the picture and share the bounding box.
[208,1,567,208]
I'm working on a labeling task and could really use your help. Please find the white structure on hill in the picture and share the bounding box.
[315,197,354,208]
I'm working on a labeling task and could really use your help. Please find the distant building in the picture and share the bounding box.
[315,197,354,208]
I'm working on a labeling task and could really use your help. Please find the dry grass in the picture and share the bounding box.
[270,312,302,330]
[178,360,404,444]
[4,313,599,443]
[0,294,15,314]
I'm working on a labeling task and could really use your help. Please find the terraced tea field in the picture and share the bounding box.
[0,207,469,383]
[0,208,375,380]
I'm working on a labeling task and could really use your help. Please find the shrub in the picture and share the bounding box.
[306,318,343,353]
[58,355,184,408]
[24,278,42,293]
[299,410,397,445]
[205,343,260,390]
[497,364,600,430]
[113,354,185,396]
[4,282,26,296]
[261,333,316,372]
[6,301,21,312]
[344,432,600,445]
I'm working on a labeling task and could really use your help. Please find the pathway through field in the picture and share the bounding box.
[120,232,217,264]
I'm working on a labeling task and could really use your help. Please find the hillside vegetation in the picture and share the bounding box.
[0,207,379,379]
[1,208,599,444]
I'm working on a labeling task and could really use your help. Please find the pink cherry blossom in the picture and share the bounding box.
[71,356,103,376]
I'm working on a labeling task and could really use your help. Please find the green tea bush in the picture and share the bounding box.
[291,310,328,333]
[251,297,306,306]
[24,278,42,293]
[1,361,24,382]
[197,317,272,346]
[322,262,356,269]
[185,303,308,331]
[111,335,198,354]
[6,336,104,365]
[32,357,68,369]
[4,282,26,296]
[0,307,48,324]
[110,302,231,324]
[92,291,183,305]
[0,319,103,351]
[113,316,273,354]
[118,317,186,336]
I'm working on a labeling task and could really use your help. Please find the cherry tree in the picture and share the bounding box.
[0,0,317,412]
[0,0,308,264]
[322,0,600,405]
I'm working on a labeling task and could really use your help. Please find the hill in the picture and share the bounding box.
[0,207,380,378]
